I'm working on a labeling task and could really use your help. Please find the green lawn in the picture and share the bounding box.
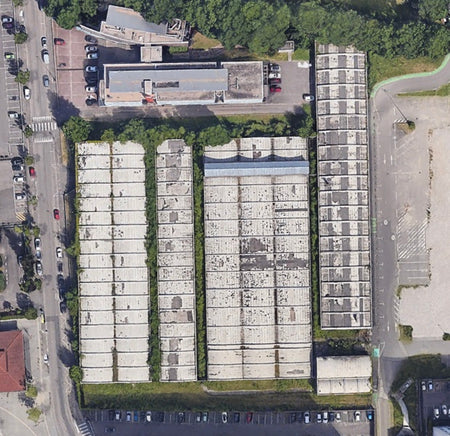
[82,382,371,411]
[368,54,443,90]
[398,83,450,97]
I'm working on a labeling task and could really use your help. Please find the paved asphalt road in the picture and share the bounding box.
[370,57,450,435]
[16,1,81,435]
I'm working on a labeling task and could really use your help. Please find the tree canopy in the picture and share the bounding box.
[45,0,450,58]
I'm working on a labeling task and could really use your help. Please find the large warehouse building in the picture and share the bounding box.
[204,137,312,380]
[315,43,372,330]
[156,140,197,382]
[101,61,264,107]
[77,141,149,383]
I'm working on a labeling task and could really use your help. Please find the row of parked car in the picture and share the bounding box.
[84,37,99,106]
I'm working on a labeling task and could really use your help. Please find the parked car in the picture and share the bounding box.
[104,428,115,433]
[268,72,281,79]
[222,412,228,423]
[233,412,240,423]
[43,353,48,364]
[269,78,281,84]
[53,209,60,220]
[146,411,152,422]
[126,411,131,422]
[115,411,121,421]
[4,52,14,60]
[41,36,47,48]
[323,411,328,423]
[366,410,374,420]
[303,93,315,102]
[421,380,427,391]
[442,405,448,415]
[2,22,13,29]
[133,411,138,422]
[56,247,63,258]
[2,16,13,24]
[54,38,65,45]
[34,238,41,251]
[13,175,24,183]
[12,156,23,165]
[269,63,281,72]
[316,412,322,423]
[335,412,341,422]
[85,85,97,93]
[202,412,208,422]
[41,49,49,64]
[29,167,36,177]
[15,192,26,200]
[246,412,253,423]
[8,111,19,118]
[329,411,335,422]
[85,45,98,52]
[85,98,97,106]
[23,86,31,100]
[87,52,98,59]
[177,412,185,423]
[85,65,98,73]
[17,256,23,267]
[195,413,201,422]
[434,407,440,419]
[304,411,310,424]
[59,301,67,313]
[35,261,43,276]
[270,85,282,93]
[57,262,63,273]
[354,411,361,422]
[85,35,97,43]
[140,411,146,422]
[108,410,114,421]
[43,75,49,87]
[429,380,434,391]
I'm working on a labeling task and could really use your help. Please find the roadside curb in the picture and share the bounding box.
[370,53,450,98]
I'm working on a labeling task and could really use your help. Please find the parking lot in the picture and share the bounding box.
[419,378,450,433]
[85,408,373,436]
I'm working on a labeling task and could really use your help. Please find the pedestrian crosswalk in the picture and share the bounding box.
[33,132,55,143]
[78,421,92,436]
[31,116,58,132]
[16,212,26,222]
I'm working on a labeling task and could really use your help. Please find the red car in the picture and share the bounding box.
[54,38,65,46]
[29,167,36,177]
[269,85,282,93]
[53,209,60,220]
[246,412,253,423]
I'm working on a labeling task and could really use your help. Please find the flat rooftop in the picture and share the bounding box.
[156,140,197,382]
[315,43,371,330]
[204,137,312,381]
[78,141,149,384]
[102,62,263,107]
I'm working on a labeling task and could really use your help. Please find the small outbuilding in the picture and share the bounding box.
[316,355,371,395]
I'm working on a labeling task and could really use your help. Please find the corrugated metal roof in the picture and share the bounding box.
[109,68,229,94]
[106,5,167,35]
[204,160,309,177]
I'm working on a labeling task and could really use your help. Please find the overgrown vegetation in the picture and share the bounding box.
[0,271,5,291]
[399,324,413,342]
[82,381,371,410]
[443,333,450,341]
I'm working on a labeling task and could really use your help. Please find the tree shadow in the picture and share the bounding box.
[47,90,80,126]
[16,292,32,310]
[58,345,76,367]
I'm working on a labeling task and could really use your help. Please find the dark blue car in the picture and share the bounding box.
[134,411,139,422]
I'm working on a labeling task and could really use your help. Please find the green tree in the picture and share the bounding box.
[80,0,97,17]
[24,307,38,320]
[0,271,5,291]
[14,32,28,44]
[56,1,81,29]
[15,70,30,85]
[100,129,115,144]
[62,116,93,145]
[418,0,448,22]
[69,365,83,383]
[24,125,33,138]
